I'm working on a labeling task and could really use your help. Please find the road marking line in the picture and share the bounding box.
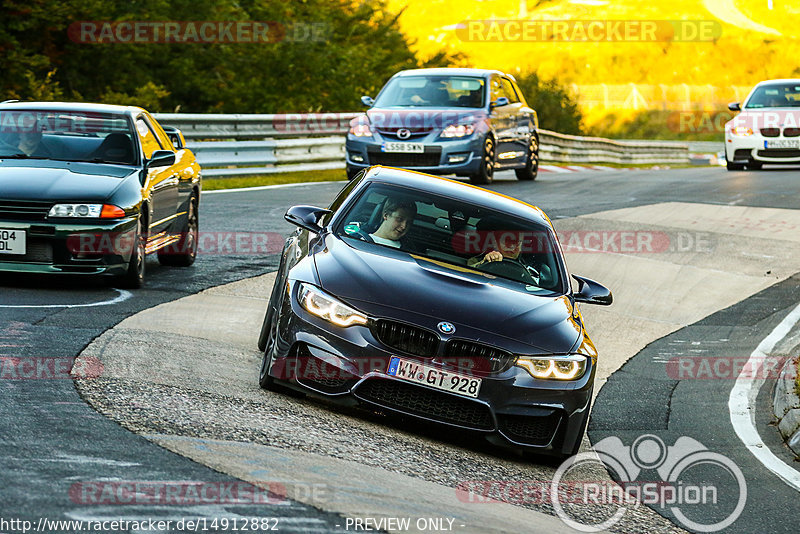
[729,301,800,491]
[0,289,132,308]
[203,181,339,195]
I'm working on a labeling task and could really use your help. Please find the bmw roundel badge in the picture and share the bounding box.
[437,322,456,335]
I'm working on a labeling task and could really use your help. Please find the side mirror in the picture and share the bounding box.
[147,150,175,168]
[572,275,612,306]
[162,126,186,149]
[361,95,375,107]
[490,96,510,109]
[285,205,331,234]
[728,102,741,112]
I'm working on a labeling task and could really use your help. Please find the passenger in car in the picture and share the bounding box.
[369,198,417,249]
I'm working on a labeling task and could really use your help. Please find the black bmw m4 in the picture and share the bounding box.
[257,166,612,459]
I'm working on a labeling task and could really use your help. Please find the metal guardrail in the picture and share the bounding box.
[154,113,358,140]
[155,114,690,177]
[538,130,689,165]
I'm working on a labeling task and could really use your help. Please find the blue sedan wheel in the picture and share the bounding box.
[470,136,495,185]
[516,135,539,181]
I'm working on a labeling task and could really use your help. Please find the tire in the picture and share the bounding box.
[346,166,361,180]
[747,161,763,170]
[726,161,745,171]
[515,135,539,181]
[158,194,198,267]
[258,304,279,391]
[469,136,495,185]
[114,215,146,289]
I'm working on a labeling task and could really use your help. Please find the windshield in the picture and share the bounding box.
[335,183,564,294]
[373,76,486,108]
[744,83,800,109]
[0,110,137,164]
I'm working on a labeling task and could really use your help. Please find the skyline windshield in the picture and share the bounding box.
[0,110,137,165]
[373,76,486,108]
[335,183,564,294]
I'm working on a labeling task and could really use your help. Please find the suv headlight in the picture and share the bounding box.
[515,354,588,380]
[298,283,368,327]
[441,123,475,138]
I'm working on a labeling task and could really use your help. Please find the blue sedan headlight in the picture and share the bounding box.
[441,123,475,138]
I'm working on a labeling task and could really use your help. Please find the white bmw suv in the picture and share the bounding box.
[725,79,800,171]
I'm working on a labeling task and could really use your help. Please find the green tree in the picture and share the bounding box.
[515,72,583,134]
[0,0,461,113]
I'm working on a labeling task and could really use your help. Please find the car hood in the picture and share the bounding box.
[313,236,581,354]
[0,160,136,201]
[365,107,486,131]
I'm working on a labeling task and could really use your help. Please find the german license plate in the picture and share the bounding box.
[0,229,25,255]
[387,356,481,398]
[382,142,424,153]
[765,139,800,149]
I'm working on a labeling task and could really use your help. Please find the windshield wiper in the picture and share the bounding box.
[0,154,49,159]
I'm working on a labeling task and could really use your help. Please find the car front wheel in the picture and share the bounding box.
[726,161,745,171]
[114,215,146,289]
[258,304,279,391]
[469,137,495,185]
[747,160,763,170]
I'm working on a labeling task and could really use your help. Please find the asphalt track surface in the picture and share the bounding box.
[2,165,800,533]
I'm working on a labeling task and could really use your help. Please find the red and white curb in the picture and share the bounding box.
[539,164,641,173]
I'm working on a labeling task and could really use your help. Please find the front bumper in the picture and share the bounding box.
[345,134,484,175]
[0,217,138,276]
[266,286,595,457]
[726,134,800,164]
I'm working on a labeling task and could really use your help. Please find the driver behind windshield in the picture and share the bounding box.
[369,198,417,248]
[467,216,553,285]
[0,126,51,157]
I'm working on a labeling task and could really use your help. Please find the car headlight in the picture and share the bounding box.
[515,355,588,380]
[730,126,754,137]
[349,122,373,137]
[297,283,368,327]
[441,123,476,138]
[48,203,125,218]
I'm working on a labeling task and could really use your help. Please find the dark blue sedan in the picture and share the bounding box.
[257,166,612,459]
[345,68,539,184]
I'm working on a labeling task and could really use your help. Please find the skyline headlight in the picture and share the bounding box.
[730,126,753,136]
[441,123,476,138]
[48,203,102,218]
[298,283,368,327]
[515,355,588,380]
